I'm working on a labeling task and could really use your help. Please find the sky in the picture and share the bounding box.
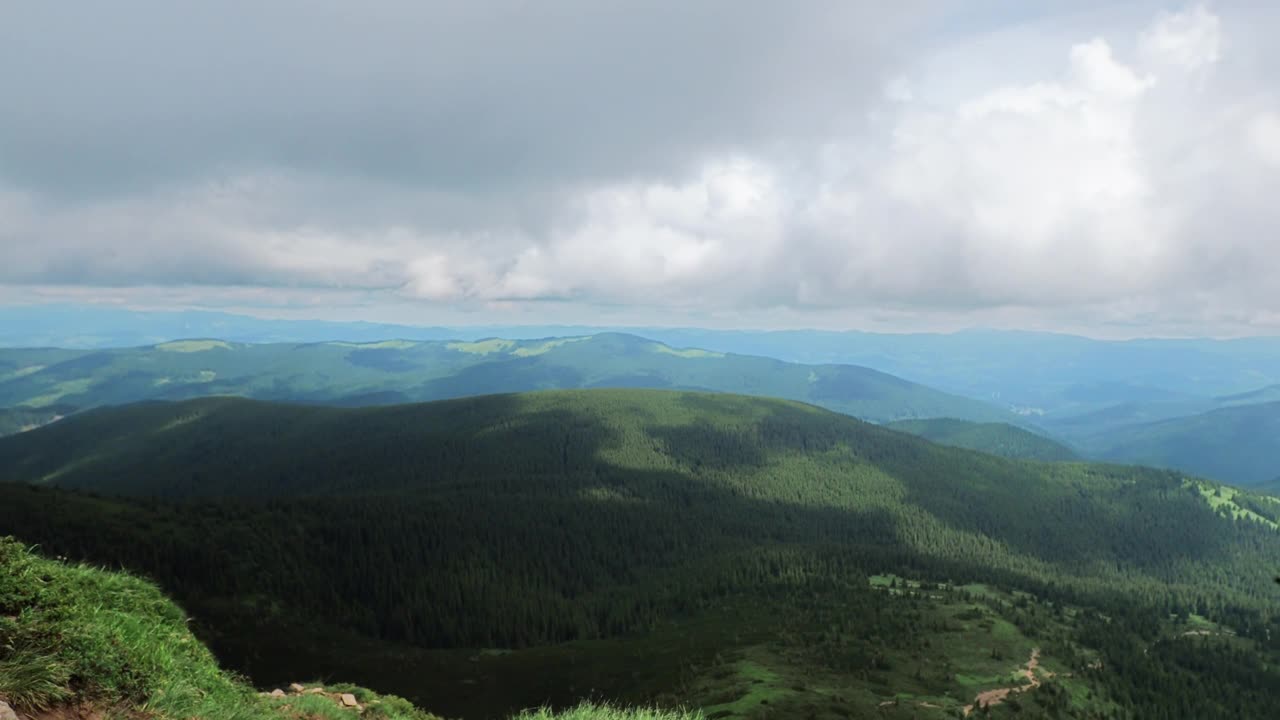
[1,1,1278,337]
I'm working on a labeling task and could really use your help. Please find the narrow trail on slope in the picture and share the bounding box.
[963,648,1049,716]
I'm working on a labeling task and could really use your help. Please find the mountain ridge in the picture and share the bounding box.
[1089,400,1280,486]
[0,333,1013,424]
[883,418,1078,461]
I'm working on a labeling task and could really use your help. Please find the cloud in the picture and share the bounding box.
[1252,112,1280,167]
[0,0,916,198]
[1,2,1279,335]
[1138,4,1221,70]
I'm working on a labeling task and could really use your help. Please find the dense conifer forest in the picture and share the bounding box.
[2,390,1279,717]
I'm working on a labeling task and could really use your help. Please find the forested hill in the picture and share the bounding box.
[0,333,1011,423]
[1,390,1276,607]
[1090,400,1280,486]
[0,404,71,437]
[884,418,1078,461]
[4,389,1280,717]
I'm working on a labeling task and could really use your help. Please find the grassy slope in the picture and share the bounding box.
[1088,400,1280,486]
[0,537,439,720]
[0,537,695,720]
[0,333,1010,423]
[883,418,1077,462]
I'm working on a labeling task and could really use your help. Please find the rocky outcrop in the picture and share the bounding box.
[260,685,364,712]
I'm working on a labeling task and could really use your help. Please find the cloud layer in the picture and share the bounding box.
[1,2,1278,334]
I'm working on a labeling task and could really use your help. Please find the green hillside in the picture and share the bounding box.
[0,404,72,437]
[1088,400,1280,486]
[0,537,689,720]
[3,390,1280,718]
[883,418,1077,461]
[0,333,1010,423]
[1041,383,1280,448]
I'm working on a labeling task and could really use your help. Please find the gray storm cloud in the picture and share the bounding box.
[1,1,1278,334]
[0,1,913,196]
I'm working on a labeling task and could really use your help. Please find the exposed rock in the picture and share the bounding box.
[305,688,326,695]
[270,689,286,698]
[340,694,359,708]
[288,683,306,694]
[0,700,18,720]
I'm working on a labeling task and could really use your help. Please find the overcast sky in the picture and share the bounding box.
[2,1,1278,336]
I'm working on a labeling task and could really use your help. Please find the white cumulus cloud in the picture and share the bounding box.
[1,2,1279,335]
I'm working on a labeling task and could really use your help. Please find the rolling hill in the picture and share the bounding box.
[1039,383,1280,445]
[0,333,1012,424]
[0,404,71,437]
[604,328,1280,415]
[9,306,1280,417]
[883,418,1078,461]
[1087,400,1280,486]
[3,389,1280,718]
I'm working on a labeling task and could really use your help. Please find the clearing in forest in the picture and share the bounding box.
[963,648,1048,716]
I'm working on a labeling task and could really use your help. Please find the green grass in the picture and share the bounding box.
[514,704,701,720]
[1190,480,1280,529]
[446,339,517,355]
[20,378,93,408]
[0,536,262,719]
[650,345,724,359]
[512,337,591,357]
[155,340,234,353]
[698,657,796,718]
